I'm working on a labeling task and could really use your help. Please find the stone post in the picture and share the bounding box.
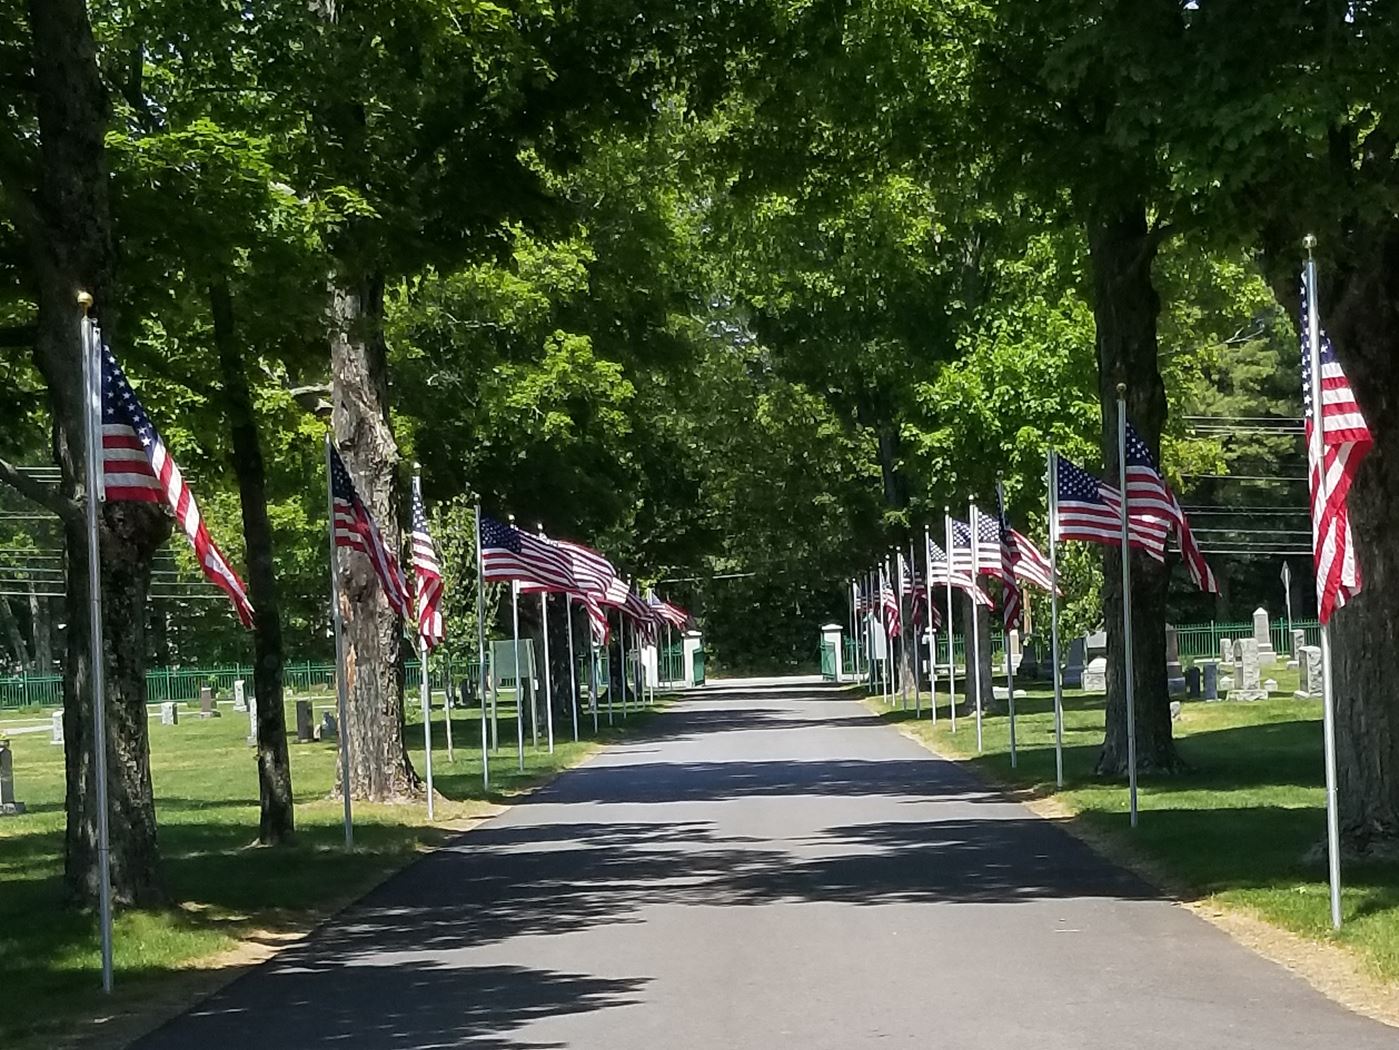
[821,623,845,680]
[681,629,704,687]
[0,738,24,815]
[1253,607,1276,665]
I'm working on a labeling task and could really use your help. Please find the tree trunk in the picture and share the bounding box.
[210,280,296,843]
[960,598,994,712]
[1086,203,1183,776]
[26,0,170,905]
[1311,227,1399,851]
[328,273,418,802]
[30,588,52,671]
[0,597,32,669]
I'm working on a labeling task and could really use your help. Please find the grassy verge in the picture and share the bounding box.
[0,689,666,1048]
[867,670,1399,985]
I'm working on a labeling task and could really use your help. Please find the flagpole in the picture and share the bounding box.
[510,578,524,772]
[997,478,1019,768]
[80,297,114,993]
[909,541,921,716]
[1305,237,1344,930]
[923,526,937,725]
[589,630,600,735]
[411,470,436,821]
[895,550,908,709]
[867,568,877,692]
[1116,384,1139,828]
[1047,451,1065,789]
[535,527,555,754]
[969,500,984,753]
[944,511,957,732]
[565,594,579,742]
[473,499,489,791]
[323,433,354,849]
[849,579,860,685]
[607,608,617,725]
[883,557,894,704]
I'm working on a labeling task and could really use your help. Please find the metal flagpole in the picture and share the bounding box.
[969,500,984,753]
[413,471,435,821]
[80,297,114,993]
[1047,451,1066,788]
[909,539,921,717]
[590,631,600,735]
[1282,561,1294,657]
[895,551,908,709]
[607,608,617,724]
[867,568,878,692]
[510,579,525,771]
[883,557,894,703]
[944,511,957,732]
[474,499,489,791]
[1116,384,1139,828]
[850,579,861,685]
[1304,238,1343,930]
[323,434,354,849]
[997,478,1018,770]
[536,527,555,754]
[923,526,937,725]
[565,594,579,742]
[442,668,455,764]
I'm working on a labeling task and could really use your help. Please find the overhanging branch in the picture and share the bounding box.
[0,456,78,522]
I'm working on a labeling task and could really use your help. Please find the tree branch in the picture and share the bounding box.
[0,456,78,522]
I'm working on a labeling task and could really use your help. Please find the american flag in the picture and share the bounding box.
[329,445,410,616]
[879,567,901,637]
[479,515,578,592]
[537,536,617,642]
[648,591,689,630]
[624,587,660,644]
[901,546,939,632]
[100,346,254,627]
[582,594,610,645]
[1123,422,1218,591]
[1007,528,1056,592]
[927,537,994,606]
[995,493,1022,630]
[1302,273,1372,623]
[950,512,1009,580]
[410,479,444,651]
[1053,455,1165,560]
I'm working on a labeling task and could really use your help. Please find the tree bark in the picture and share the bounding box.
[0,597,32,669]
[30,588,52,671]
[210,279,296,844]
[25,0,170,905]
[960,598,994,712]
[1086,203,1183,776]
[328,273,418,802]
[1308,227,1399,851]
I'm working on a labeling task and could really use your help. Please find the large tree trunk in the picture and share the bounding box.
[1310,227,1399,851]
[25,0,170,905]
[210,280,296,843]
[30,588,53,671]
[1086,203,1183,776]
[0,597,31,669]
[329,273,418,801]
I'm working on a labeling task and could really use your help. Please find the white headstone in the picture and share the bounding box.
[1288,629,1305,670]
[1227,638,1268,701]
[233,679,248,713]
[1084,657,1108,693]
[50,710,64,745]
[247,701,259,747]
[1294,645,1323,699]
[1220,637,1233,667]
[160,701,179,726]
[1253,607,1276,664]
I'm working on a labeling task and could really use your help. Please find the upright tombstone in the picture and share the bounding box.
[198,686,221,719]
[1008,629,1024,674]
[1288,629,1305,670]
[160,701,179,726]
[1165,625,1187,697]
[1083,656,1108,693]
[1184,666,1201,699]
[1086,630,1108,666]
[232,679,248,713]
[1220,638,1233,668]
[1019,639,1041,680]
[246,701,259,747]
[1294,646,1323,699]
[316,711,338,741]
[294,699,314,742]
[1201,660,1220,701]
[0,739,25,815]
[1227,638,1268,701]
[50,710,64,745]
[1253,607,1276,665]
[1063,637,1086,689]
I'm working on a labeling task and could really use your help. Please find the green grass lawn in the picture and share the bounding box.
[869,668,1399,984]
[0,688,663,1048]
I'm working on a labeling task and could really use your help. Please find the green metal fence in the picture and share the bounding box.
[1173,620,1320,660]
[819,641,837,680]
[659,642,684,684]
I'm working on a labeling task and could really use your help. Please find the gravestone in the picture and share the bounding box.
[0,739,25,815]
[160,701,179,726]
[295,699,314,743]
[1227,638,1268,701]
[1086,631,1108,664]
[1084,657,1108,693]
[1288,629,1305,670]
[1008,630,1023,673]
[233,679,248,713]
[1220,674,1235,690]
[1019,640,1041,680]
[1063,637,1086,689]
[198,686,220,718]
[1201,661,1219,701]
[1170,700,1182,721]
[316,711,338,742]
[1165,625,1187,696]
[1253,608,1276,665]
[50,710,64,745]
[1220,638,1233,668]
[246,701,259,747]
[1295,646,1323,699]
[1185,666,1201,699]
[1263,678,1279,694]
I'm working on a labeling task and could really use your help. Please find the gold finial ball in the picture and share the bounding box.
[76,291,93,310]
[1303,233,1318,250]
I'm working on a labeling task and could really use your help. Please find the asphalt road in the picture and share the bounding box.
[133,681,1396,1049]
